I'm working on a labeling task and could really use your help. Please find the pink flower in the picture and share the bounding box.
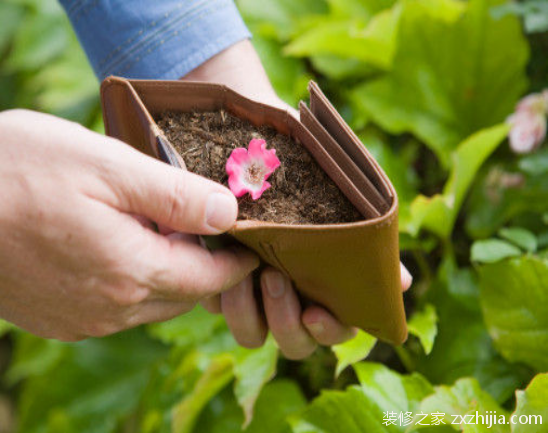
[507,111,547,154]
[226,139,281,200]
[507,91,548,154]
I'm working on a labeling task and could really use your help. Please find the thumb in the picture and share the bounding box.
[106,148,238,235]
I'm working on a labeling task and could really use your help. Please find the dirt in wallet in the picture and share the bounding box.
[157,110,362,224]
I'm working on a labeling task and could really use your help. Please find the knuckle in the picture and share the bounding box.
[84,321,120,338]
[106,285,149,307]
[165,175,190,226]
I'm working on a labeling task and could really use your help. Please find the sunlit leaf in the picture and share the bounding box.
[479,256,548,372]
[498,227,537,253]
[408,304,438,355]
[420,378,510,432]
[332,330,377,377]
[471,239,523,264]
[512,373,548,433]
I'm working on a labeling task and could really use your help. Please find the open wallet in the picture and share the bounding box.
[100,77,407,345]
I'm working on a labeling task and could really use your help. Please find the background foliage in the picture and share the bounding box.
[0,0,547,432]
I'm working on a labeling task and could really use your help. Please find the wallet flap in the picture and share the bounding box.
[308,81,394,202]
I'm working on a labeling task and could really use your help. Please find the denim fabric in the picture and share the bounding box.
[58,0,251,80]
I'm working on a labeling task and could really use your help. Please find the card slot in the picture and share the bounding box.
[289,119,381,220]
[308,82,393,202]
[300,103,389,214]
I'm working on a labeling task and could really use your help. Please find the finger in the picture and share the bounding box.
[202,294,221,314]
[148,236,259,302]
[126,300,194,327]
[221,276,267,348]
[401,263,413,291]
[302,306,356,346]
[261,268,317,360]
[102,148,239,235]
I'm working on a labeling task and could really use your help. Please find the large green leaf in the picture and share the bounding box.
[237,0,327,41]
[407,124,509,238]
[233,336,278,426]
[332,330,377,377]
[479,256,548,372]
[353,0,528,164]
[414,261,532,403]
[16,330,168,433]
[419,378,510,432]
[195,380,306,433]
[511,374,548,433]
[289,363,433,433]
[285,6,401,70]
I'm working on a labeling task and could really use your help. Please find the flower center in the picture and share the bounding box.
[245,163,266,185]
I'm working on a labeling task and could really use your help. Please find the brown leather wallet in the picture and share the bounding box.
[100,77,407,344]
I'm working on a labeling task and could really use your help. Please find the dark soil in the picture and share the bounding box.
[157,110,362,224]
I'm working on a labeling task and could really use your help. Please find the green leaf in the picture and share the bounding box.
[0,2,24,54]
[5,13,68,71]
[285,6,401,70]
[414,261,532,404]
[471,239,523,264]
[408,304,438,355]
[498,227,537,253]
[420,378,510,432]
[173,354,235,433]
[479,256,548,372]
[0,320,13,338]
[354,0,528,164]
[353,362,434,413]
[233,336,278,427]
[195,380,306,433]
[512,374,548,433]
[289,363,433,433]
[237,0,327,41]
[407,124,509,238]
[518,148,548,176]
[332,330,377,377]
[7,333,66,385]
[147,305,225,347]
[16,330,168,433]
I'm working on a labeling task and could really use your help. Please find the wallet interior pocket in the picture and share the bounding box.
[300,102,389,215]
[308,82,394,206]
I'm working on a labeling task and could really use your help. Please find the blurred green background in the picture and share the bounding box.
[0,0,547,432]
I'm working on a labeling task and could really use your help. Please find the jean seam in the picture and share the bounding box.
[99,0,215,77]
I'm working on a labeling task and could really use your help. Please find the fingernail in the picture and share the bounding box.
[306,321,324,335]
[265,271,286,298]
[401,265,413,289]
[206,193,237,232]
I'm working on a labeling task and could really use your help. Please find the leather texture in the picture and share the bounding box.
[100,76,407,344]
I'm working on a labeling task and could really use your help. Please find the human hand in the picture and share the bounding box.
[0,110,258,341]
[184,40,413,359]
